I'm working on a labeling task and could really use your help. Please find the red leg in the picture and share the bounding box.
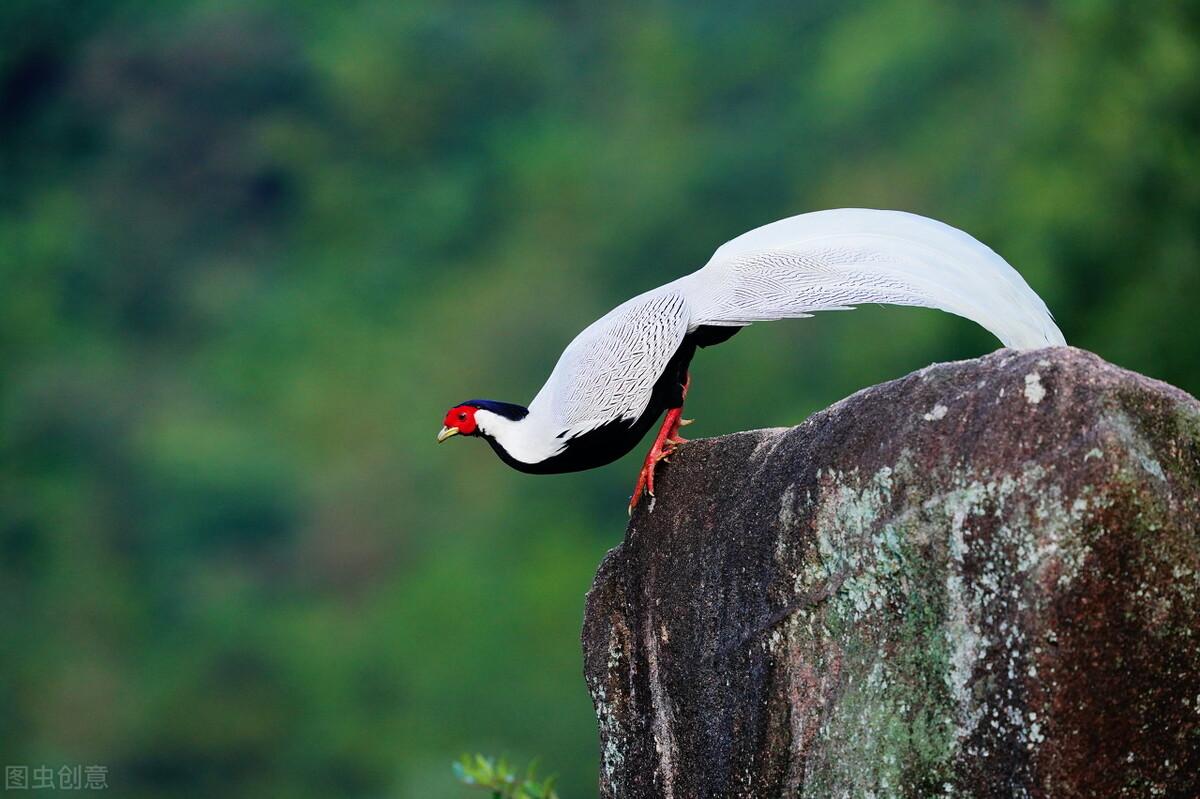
[628,374,693,515]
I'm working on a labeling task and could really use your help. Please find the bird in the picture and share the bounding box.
[437,209,1065,514]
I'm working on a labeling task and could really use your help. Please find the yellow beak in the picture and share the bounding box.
[437,426,459,443]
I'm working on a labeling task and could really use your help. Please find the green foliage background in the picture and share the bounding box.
[2,1,1197,796]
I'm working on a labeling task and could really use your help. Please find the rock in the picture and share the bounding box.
[582,348,1200,798]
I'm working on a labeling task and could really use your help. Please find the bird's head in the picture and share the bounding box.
[437,399,530,443]
[437,403,481,442]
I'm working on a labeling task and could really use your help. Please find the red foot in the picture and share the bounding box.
[628,375,693,515]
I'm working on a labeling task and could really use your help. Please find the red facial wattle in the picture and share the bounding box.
[444,406,478,435]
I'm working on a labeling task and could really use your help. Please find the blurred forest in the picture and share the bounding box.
[2,1,1198,797]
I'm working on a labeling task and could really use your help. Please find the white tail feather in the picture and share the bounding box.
[683,209,1065,350]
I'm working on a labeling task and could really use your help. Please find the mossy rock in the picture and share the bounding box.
[583,347,1200,798]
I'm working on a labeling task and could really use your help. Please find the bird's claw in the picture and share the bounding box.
[630,439,687,513]
[629,461,654,515]
[628,395,694,515]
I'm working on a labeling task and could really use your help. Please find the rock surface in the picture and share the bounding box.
[582,348,1200,798]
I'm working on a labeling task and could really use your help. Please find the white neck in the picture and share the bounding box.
[474,409,564,465]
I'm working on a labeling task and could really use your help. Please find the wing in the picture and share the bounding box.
[528,289,691,436]
[679,209,1065,350]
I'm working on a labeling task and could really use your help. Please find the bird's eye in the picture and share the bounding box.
[458,412,467,420]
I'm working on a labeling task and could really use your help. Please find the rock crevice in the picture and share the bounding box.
[583,348,1200,798]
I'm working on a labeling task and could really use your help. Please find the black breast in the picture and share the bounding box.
[485,325,743,474]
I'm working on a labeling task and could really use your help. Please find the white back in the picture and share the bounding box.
[527,288,691,438]
[512,209,1064,459]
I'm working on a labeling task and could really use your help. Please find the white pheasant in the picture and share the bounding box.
[437,209,1065,512]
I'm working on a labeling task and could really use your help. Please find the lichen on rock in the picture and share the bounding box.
[582,348,1200,798]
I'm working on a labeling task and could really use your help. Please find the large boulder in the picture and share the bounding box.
[582,348,1200,798]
